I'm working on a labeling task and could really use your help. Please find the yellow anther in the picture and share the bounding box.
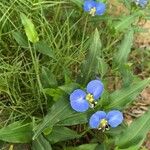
[89,7,96,16]
[100,119,108,127]
[86,93,94,103]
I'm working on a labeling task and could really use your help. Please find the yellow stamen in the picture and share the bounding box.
[100,119,108,128]
[89,7,96,16]
[86,93,94,103]
[98,119,109,131]
[86,93,97,108]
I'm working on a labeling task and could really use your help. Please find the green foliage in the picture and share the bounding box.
[116,109,150,149]
[12,31,28,47]
[57,113,88,126]
[32,134,52,150]
[113,12,141,32]
[46,126,80,143]
[115,29,134,65]
[20,13,39,43]
[0,121,32,143]
[106,78,150,109]
[70,0,84,7]
[33,98,74,140]
[97,57,108,79]
[40,66,58,88]
[80,28,102,84]
[34,41,56,59]
[66,144,98,150]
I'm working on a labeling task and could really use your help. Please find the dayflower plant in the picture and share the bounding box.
[83,0,106,16]
[70,80,104,112]
[134,0,148,7]
[89,110,123,131]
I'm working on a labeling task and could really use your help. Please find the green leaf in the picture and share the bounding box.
[20,13,39,43]
[0,121,32,143]
[57,113,88,126]
[34,41,55,59]
[97,57,108,78]
[12,31,28,47]
[119,63,134,87]
[106,78,150,109]
[40,66,58,88]
[43,88,64,102]
[58,83,80,94]
[70,0,84,7]
[46,126,80,143]
[115,29,134,65]
[33,98,74,140]
[66,144,98,150]
[80,28,102,84]
[115,145,140,150]
[114,12,140,31]
[115,109,150,149]
[32,134,52,150]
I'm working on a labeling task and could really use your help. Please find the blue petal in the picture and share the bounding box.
[89,111,106,128]
[70,89,89,112]
[86,80,104,100]
[138,0,148,7]
[95,2,106,15]
[106,110,123,128]
[83,0,96,12]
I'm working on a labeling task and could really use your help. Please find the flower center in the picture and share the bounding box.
[86,93,97,108]
[100,119,108,127]
[89,7,96,16]
[98,119,109,131]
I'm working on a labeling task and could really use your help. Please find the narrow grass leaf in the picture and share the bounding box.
[106,78,150,109]
[32,134,52,150]
[0,77,8,93]
[20,13,39,43]
[46,126,80,143]
[0,121,32,143]
[116,109,150,149]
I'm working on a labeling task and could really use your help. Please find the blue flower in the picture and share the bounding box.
[89,110,123,130]
[134,0,148,7]
[70,80,104,112]
[83,0,106,16]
